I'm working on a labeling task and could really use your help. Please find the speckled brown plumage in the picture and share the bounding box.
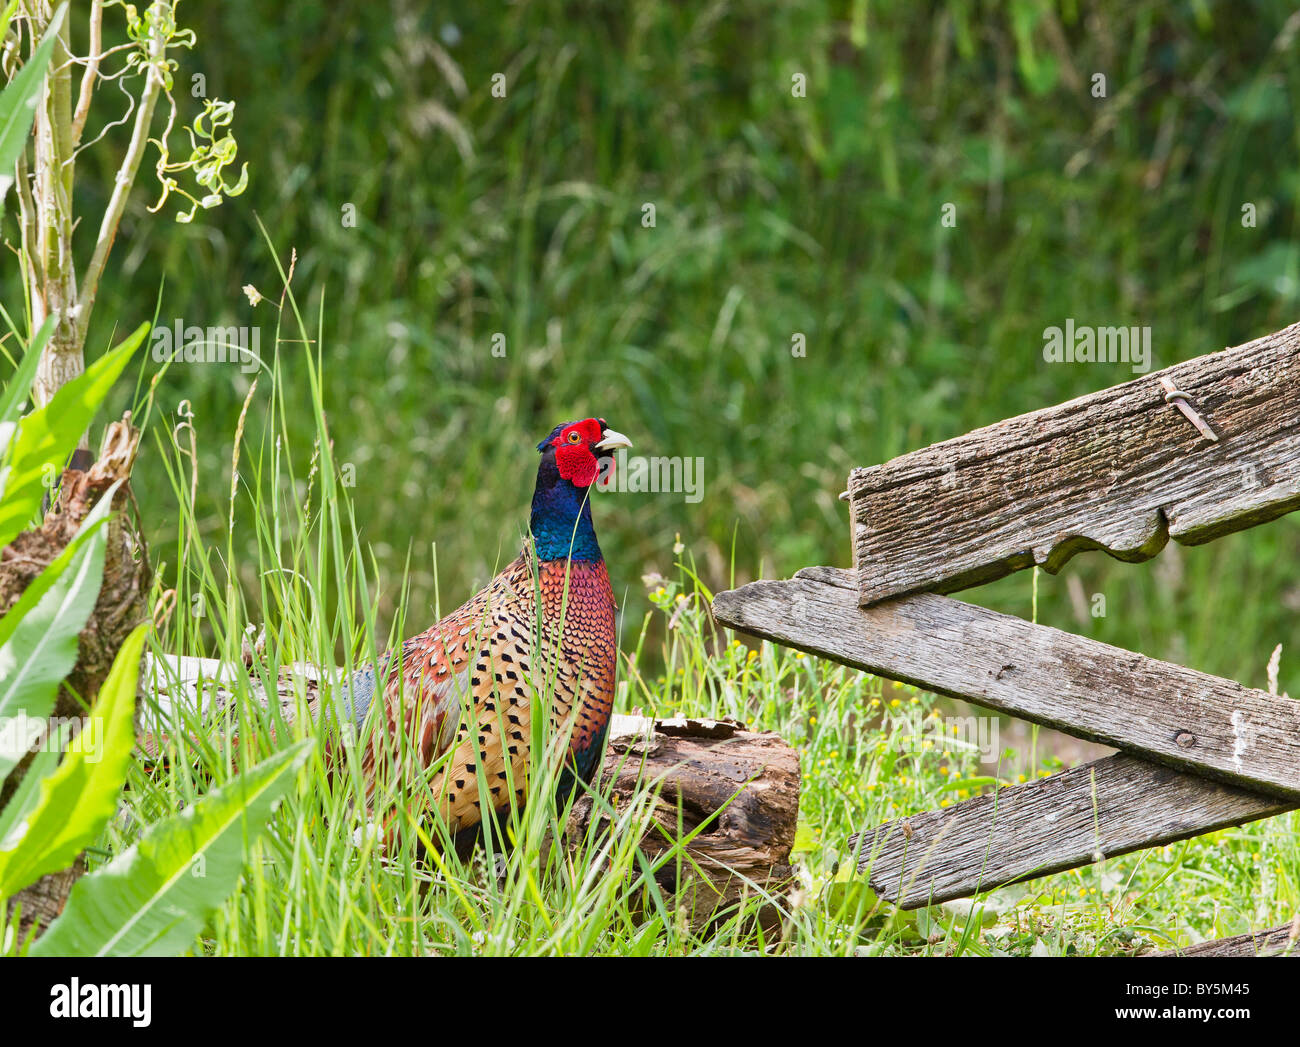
[358,546,617,839]
[344,418,629,849]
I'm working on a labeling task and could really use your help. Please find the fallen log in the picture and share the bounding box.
[566,714,800,932]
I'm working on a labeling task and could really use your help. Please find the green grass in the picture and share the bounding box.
[111,298,1297,956]
[34,0,1297,697]
[8,0,1300,955]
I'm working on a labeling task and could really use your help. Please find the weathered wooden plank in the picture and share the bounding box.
[710,568,1300,799]
[1153,920,1299,957]
[852,753,1291,909]
[848,322,1300,606]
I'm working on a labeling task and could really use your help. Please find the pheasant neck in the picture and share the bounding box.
[530,470,602,563]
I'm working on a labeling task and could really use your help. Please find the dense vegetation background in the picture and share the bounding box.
[13,0,1299,689]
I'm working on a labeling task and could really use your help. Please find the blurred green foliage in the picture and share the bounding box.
[11,0,1299,689]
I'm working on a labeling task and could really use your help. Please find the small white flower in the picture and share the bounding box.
[350,820,384,848]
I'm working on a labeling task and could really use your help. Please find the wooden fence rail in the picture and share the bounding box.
[848,322,1300,606]
[712,320,1300,952]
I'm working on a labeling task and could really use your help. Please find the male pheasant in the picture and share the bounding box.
[340,417,631,849]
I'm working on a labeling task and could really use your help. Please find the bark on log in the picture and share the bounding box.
[1153,920,1299,957]
[1,416,150,940]
[848,321,1300,606]
[566,714,800,932]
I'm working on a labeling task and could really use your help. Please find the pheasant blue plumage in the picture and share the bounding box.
[343,417,631,844]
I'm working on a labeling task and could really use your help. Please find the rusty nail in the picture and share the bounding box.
[1159,377,1219,443]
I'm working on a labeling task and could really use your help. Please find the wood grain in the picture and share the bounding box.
[711,568,1300,800]
[1153,921,1299,957]
[852,753,1291,909]
[713,568,1299,905]
[848,322,1300,605]
[566,714,800,931]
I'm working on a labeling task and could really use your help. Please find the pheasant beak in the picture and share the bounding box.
[595,429,632,452]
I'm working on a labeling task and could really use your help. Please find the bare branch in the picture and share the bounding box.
[69,0,104,148]
[73,23,167,351]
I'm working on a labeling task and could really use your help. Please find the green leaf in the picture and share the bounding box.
[0,485,115,781]
[824,858,887,923]
[31,739,312,957]
[0,316,56,435]
[790,820,817,856]
[0,624,147,896]
[0,3,66,205]
[0,321,147,550]
[0,720,69,849]
[0,0,21,42]
[626,916,662,957]
[938,776,1000,794]
[1009,0,1058,96]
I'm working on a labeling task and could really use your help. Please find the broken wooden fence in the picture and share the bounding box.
[712,321,1300,951]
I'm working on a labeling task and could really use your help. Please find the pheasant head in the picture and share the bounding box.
[530,418,632,562]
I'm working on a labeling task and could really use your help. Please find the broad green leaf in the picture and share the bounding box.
[0,316,54,439]
[0,485,115,780]
[31,739,311,957]
[0,624,147,896]
[824,859,881,919]
[0,720,68,848]
[912,898,1000,942]
[0,321,146,550]
[0,477,116,653]
[0,3,66,205]
[790,820,817,855]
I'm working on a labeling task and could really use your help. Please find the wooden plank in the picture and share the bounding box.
[710,568,1300,799]
[852,754,1291,909]
[1153,921,1298,957]
[848,322,1300,606]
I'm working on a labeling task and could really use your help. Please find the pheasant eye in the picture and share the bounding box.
[567,430,583,444]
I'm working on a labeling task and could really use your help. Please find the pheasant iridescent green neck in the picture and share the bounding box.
[530,460,602,562]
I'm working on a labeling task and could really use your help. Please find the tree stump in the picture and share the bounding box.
[566,714,801,933]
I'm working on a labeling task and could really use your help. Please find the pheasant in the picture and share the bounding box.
[340,416,632,850]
